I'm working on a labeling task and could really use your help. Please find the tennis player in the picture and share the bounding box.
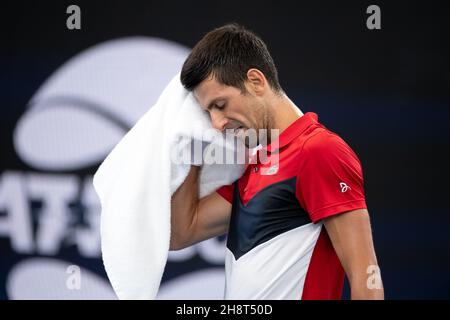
[170,23,384,300]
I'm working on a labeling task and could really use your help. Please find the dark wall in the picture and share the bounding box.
[2,0,450,299]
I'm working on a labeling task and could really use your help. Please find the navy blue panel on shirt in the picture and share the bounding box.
[226,177,312,260]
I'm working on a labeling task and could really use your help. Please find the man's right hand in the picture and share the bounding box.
[170,165,232,250]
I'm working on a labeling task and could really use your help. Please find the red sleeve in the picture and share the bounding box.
[296,131,367,223]
[216,184,234,203]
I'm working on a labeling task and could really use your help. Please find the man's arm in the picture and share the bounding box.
[170,165,232,250]
[323,209,384,300]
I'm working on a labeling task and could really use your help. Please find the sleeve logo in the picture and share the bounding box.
[340,182,351,193]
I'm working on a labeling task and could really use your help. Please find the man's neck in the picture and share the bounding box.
[269,95,303,142]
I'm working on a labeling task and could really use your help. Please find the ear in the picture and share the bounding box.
[246,68,268,95]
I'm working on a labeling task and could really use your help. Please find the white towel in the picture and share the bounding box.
[93,74,245,300]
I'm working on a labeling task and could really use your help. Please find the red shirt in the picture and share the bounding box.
[218,112,367,299]
[217,112,366,222]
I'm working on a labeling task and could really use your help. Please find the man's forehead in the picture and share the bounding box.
[193,77,225,106]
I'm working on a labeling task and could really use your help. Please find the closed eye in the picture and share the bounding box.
[214,102,226,110]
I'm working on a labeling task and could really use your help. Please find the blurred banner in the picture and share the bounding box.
[1,35,228,299]
[2,0,449,299]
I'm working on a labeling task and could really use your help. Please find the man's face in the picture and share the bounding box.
[194,75,269,147]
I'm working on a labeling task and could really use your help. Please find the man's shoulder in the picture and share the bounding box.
[299,127,354,159]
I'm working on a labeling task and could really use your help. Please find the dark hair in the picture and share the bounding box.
[180,23,283,93]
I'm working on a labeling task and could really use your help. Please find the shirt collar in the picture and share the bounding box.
[264,112,319,153]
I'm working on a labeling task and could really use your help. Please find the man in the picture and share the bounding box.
[170,23,384,300]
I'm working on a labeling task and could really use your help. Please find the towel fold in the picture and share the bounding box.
[93,74,245,299]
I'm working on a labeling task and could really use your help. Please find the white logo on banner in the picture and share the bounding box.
[0,37,225,299]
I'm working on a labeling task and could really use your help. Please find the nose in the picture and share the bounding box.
[210,110,229,132]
